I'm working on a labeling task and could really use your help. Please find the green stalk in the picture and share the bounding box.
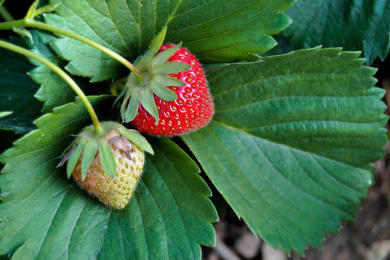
[0,5,14,22]
[0,19,143,82]
[0,40,104,135]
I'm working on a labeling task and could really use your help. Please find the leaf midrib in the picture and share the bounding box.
[212,120,373,174]
[191,127,329,244]
[166,0,273,35]
[230,126,355,212]
[211,70,363,99]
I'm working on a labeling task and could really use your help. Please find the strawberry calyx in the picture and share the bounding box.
[116,26,191,123]
[57,122,153,180]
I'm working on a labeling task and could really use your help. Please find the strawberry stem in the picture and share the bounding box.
[0,19,143,81]
[0,40,104,135]
[0,4,14,22]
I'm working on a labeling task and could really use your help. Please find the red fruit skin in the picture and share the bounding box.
[131,44,214,136]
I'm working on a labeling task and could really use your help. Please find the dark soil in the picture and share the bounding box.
[201,170,390,260]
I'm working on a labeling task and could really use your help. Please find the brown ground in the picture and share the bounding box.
[201,160,390,260]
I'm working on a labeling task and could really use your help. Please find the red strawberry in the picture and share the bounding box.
[118,27,214,136]
[131,44,214,135]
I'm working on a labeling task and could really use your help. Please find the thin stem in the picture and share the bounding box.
[0,19,143,82]
[0,5,14,22]
[0,40,104,135]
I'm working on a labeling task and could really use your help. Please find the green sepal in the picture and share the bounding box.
[98,139,116,178]
[124,90,139,122]
[118,128,154,155]
[150,44,181,66]
[139,88,159,123]
[149,81,177,101]
[154,75,186,87]
[121,91,132,120]
[81,140,98,180]
[0,111,12,118]
[143,26,167,64]
[13,28,33,43]
[25,0,39,20]
[119,27,187,123]
[66,139,85,178]
[113,87,127,109]
[154,62,191,74]
[57,140,76,160]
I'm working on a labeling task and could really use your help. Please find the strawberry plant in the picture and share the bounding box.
[0,0,389,259]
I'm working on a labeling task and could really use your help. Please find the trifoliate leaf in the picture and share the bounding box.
[182,48,387,254]
[0,37,42,133]
[281,0,390,64]
[0,96,217,259]
[81,140,98,180]
[45,0,295,81]
[98,139,116,178]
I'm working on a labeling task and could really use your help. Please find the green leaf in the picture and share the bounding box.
[0,37,42,133]
[118,128,154,155]
[81,140,98,180]
[182,48,387,254]
[0,96,217,258]
[149,81,178,101]
[98,137,217,260]
[27,30,112,112]
[45,0,295,81]
[98,139,116,178]
[280,0,390,64]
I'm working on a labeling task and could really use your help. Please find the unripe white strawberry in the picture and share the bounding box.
[58,122,153,209]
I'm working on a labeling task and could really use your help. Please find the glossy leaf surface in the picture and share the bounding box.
[182,48,387,254]
[45,0,295,81]
[0,97,217,259]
